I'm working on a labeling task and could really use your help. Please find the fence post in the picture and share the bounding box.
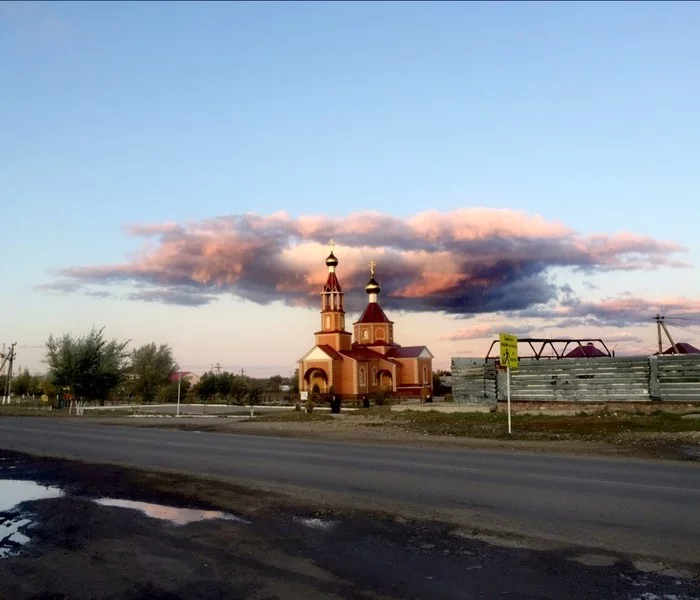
[649,355,660,401]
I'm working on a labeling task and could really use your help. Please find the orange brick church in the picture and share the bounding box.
[298,244,433,399]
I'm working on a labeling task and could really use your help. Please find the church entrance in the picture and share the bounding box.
[377,369,393,392]
[303,368,328,394]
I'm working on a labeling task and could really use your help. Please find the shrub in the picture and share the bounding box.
[294,402,302,412]
[305,398,315,414]
[372,391,386,406]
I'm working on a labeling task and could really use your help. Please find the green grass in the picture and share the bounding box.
[382,410,700,440]
[246,411,335,423]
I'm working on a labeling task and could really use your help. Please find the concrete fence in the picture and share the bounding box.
[452,355,700,404]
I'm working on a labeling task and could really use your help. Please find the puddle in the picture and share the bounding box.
[93,498,249,525]
[295,517,338,531]
[1,480,64,558]
[0,517,32,558]
[0,480,64,513]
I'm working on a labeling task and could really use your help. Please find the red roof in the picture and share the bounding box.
[564,343,608,358]
[340,347,387,361]
[317,345,344,360]
[386,346,429,359]
[355,302,392,324]
[323,272,342,292]
[170,371,195,382]
[663,342,700,355]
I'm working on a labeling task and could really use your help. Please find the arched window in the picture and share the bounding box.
[359,367,366,387]
[362,329,369,340]
[371,367,377,386]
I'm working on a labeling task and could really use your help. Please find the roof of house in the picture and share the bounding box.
[354,302,393,324]
[386,346,432,359]
[663,342,700,354]
[564,343,608,358]
[169,371,196,382]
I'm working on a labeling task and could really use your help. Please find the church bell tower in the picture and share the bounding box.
[315,240,352,351]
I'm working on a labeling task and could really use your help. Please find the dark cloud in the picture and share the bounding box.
[127,288,218,307]
[41,209,690,317]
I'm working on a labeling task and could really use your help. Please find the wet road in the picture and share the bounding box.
[1,417,699,565]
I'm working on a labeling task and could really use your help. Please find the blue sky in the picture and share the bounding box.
[2,1,699,374]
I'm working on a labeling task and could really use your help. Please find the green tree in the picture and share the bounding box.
[11,368,33,396]
[129,343,176,403]
[157,379,190,403]
[247,384,262,407]
[266,375,283,392]
[218,372,233,400]
[197,372,218,401]
[230,375,249,405]
[45,327,130,402]
[291,368,300,394]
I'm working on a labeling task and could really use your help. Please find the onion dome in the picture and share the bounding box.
[325,252,338,267]
[365,277,381,295]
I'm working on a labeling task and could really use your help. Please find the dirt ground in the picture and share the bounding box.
[1,450,699,600]
[78,400,700,462]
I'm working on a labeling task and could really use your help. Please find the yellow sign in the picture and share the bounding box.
[41,394,49,403]
[499,333,519,370]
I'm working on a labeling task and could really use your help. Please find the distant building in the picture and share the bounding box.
[169,371,201,386]
[662,342,700,355]
[297,247,433,399]
[564,343,608,358]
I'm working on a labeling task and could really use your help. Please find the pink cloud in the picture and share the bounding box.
[44,209,691,317]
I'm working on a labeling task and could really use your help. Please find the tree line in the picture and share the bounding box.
[3,327,297,406]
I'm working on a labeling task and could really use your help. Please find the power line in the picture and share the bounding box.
[666,322,700,337]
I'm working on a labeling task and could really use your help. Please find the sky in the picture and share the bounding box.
[2,1,700,376]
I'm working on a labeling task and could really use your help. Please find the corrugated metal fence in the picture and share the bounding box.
[452,355,700,404]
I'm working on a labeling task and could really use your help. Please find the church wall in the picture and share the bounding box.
[300,359,332,393]
[393,358,416,386]
[418,358,433,387]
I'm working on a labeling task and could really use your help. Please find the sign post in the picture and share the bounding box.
[176,370,182,417]
[499,333,519,434]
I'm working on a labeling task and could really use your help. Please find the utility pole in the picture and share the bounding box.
[2,343,17,404]
[654,314,678,354]
[176,369,182,417]
[214,362,222,374]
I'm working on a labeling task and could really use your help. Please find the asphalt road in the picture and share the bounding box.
[1,417,699,566]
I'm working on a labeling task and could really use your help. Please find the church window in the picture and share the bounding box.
[362,329,369,340]
[423,365,428,384]
[325,315,331,329]
[376,328,385,339]
[372,367,377,385]
[359,367,366,387]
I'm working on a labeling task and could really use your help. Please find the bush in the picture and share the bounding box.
[372,391,385,406]
[294,402,302,412]
[305,398,315,414]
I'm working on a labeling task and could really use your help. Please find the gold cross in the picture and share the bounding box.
[369,260,376,276]
[328,238,335,251]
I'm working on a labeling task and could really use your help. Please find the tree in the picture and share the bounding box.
[291,368,300,394]
[247,384,262,412]
[45,327,129,402]
[11,368,41,397]
[266,375,283,392]
[230,375,249,405]
[129,343,176,403]
[197,372,218,401]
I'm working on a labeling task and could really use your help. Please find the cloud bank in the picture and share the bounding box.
[42,209,691,321]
